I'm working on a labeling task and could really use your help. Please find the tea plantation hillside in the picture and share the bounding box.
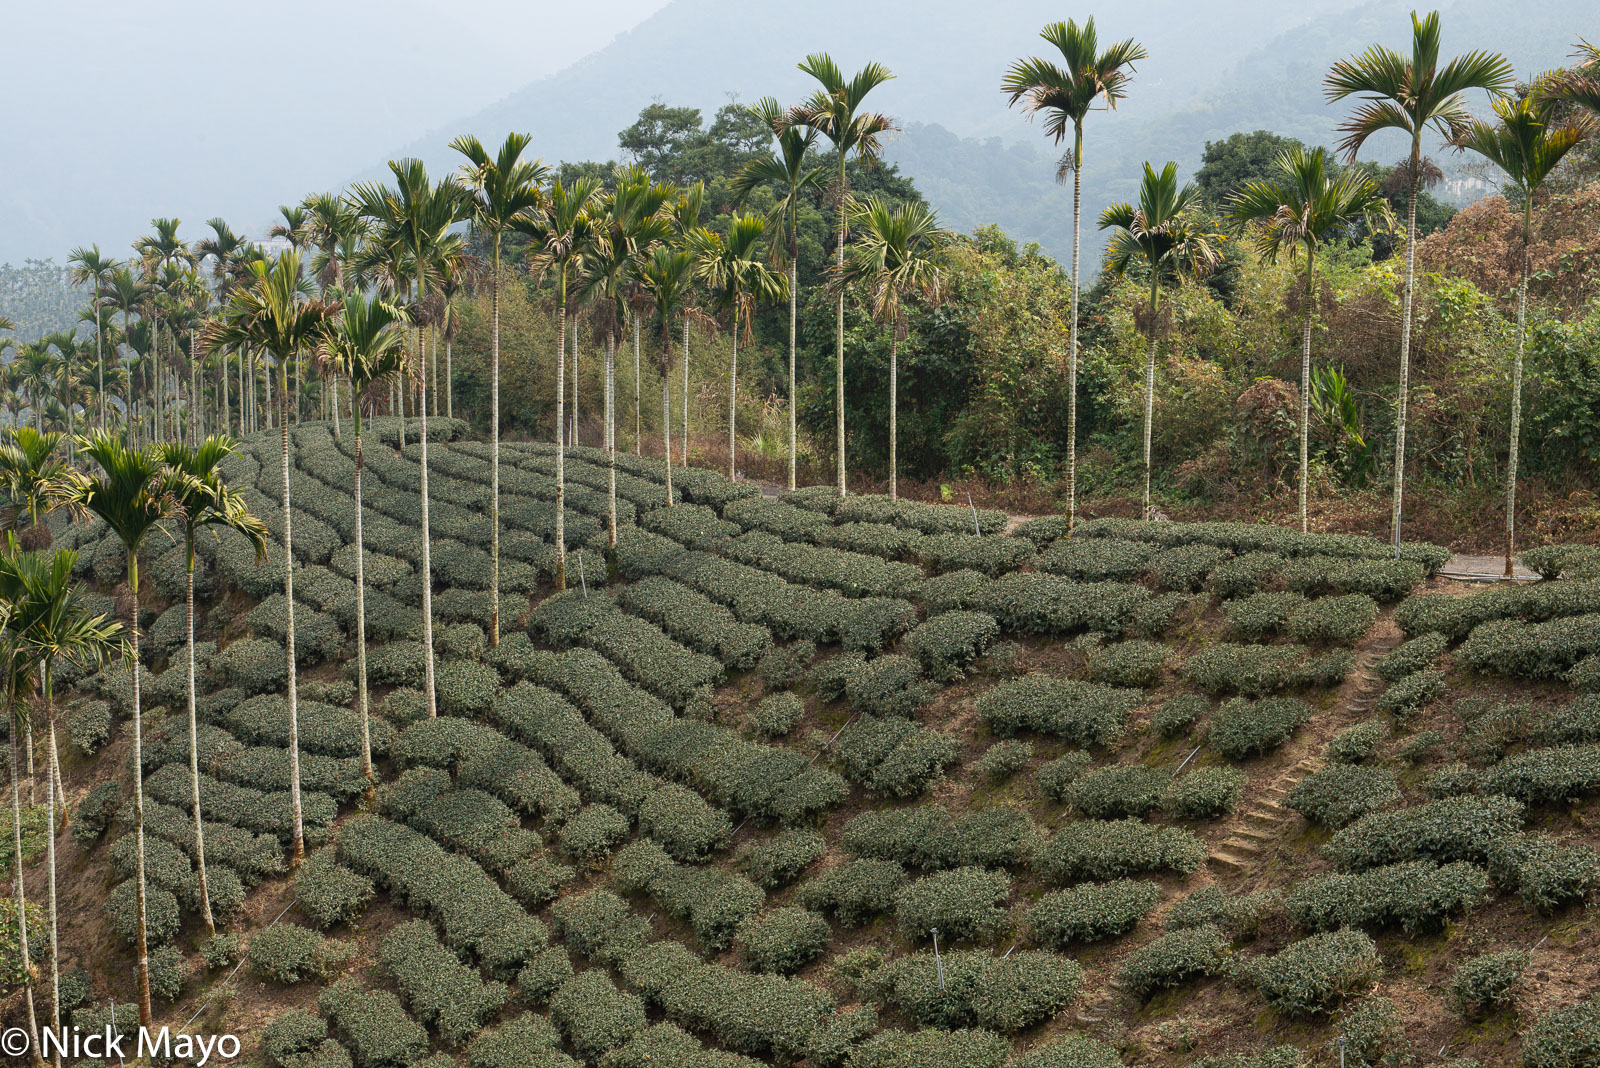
[20,420,1600,1068]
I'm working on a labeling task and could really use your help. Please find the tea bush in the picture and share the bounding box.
[1166,885,1282,938]
[872,949,1082,1033]
[1323,795,1525,870]
[972,739,1033,783]
[976,674,1141,746]
[1520,998,1600,1068]
[263,1009,328,1068]
[1084,638,1171,688]
[556,803,631,863]
[1034,750,1095,801]
[1447,949,1528,1015]
[797,858,905,926]
[1164,766,1248,820]
[1376,668,1446,722]
[1118,923,1230,999]
[618,575,772,670]
[1027,878,1161,947]
[1152,693,1211,738]
[846,1028,1009,1068]
[1184,644,1352,696]
[975,572,1150,635]
[612,838,764,951]
[1032,818,1205,884]
[844,655,938,717]
[841,805,1041,870]
[917,532,1035,576]
[1067,763,1171,818]
[1327,720,1386,763]
[736,907,832,974]
[1285,860,1488,933]
[1288,765,1401,829]
[758,641,814,690]
[1225,592,1305,640]
[1286,595,1379,645]
[836,716,959,799]
[293,849,373,929]
[737,829,827,890]
[903,610,999,681]
[465,1013,576,1068]
[1486,833,1600,913]
[380,919,509,1047]
[1376,633,1450,682]
[1458,614,1600,680]
[1208,697,1314,759]
[1244,928,1381,1016]
[893,866,1011,943]
[318,979,429,1068]
[751,691,804,739]
[247,924,355,984]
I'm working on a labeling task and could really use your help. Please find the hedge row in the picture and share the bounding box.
[1032,818,1206,884]
[1184,644,1352,697]
[1458,613,1600,680]
[976,674,1141,747]
[1398,579,1600,640]
[617,575,773,670]
[1323,795,1526,871]
[836,716,961,798]
[1285,860,1488,933]
[870,948,1082,1033]
[612,838,764,951]
[1070,517,1449,573]
[395,715,580,825]
[718,530,923,598]
[841,805,1042,870]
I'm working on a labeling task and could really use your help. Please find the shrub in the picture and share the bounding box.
[1288,765,1400,829]
[65,700,112,757]
[1150,543,1232,592]
[1475,744,1600,805]
[557,803,631,864]
[1459,614,1600,680]
[1164,766,1248,820]
[1038,536,1157,581]
[1027,879,1161,947]
[71,780,120,850]
[839,597,918,655]
[106,880,179,945]
[264,1010,328,1068]
[1448,949,1528,1015]
[210,636,288,694]
[1327,720,1386,764]
[1034,751,1095,801]
[1226,592,1305,640]
[1152,693,1210,738]
[1184,644,1351,696]
[148,942,187,1002]
[1334,996,1410,1068]
[1323,795,1525,871]
[617,575,773,670]
[916,568,990,613]
[1520,999,1600,1068]
[1286,595,1379,645]
[737,829,826,890]
[1570,655,1600,693]
[1376,668,1446,722]
[917,532,1034,577]
[1082,638,1170,688]
[848,1028,1009,1068]
[1487,834,1600,913]
[976,674,1140,747]
[737,907,831,974]
[749,693,804,741]
[797,859,905,926]
[380,919,508,1047]
[639,784,734,862]
[551,890,652,967]
[318,979,429,1068]
[841,805,1040,870]
[811,653,865,702]
[1208,697,1313,759]
[1166,885,1282,938]
[1245,928,1381,1016]
[893,866,1010,943]
[759,641,814,690]
[1118,923,1230,999]
[466,1013,574,1068]
[836,716,959,799]
[201,933,239,970]
[612,839,764,952]
[972,739,1033,783]
[845,655,938,717]
[903,611,999,681]
[1376,633,1449,682]
[1285,860,1488,933]
[550,970,648,1062]
[872,949,1082,1034]
[1068,763,1170,818]
[976,572,1150,635]
[247,924,355,984]
[1032,818,1205,884]
[294,849,373,929]
[515,947,574,1008]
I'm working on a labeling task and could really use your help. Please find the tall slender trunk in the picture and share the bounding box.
[489,244,502,647]
[43,683,61,1068]
[445,335,453,422]
[1067,125,1083,534]
[280,380,305,864]
[1505,196,1531,578]
[788,249,798,492]
[221,357,228,441]
[96,300,105,432]
[1392,142,1422,558]
[728,306,739,480]
[331,377,341,442]
[662,328,674,508]
[554,276,568,591]
[1299,249,1316,535]
[572,316,580,448]
[126,553,154,1029]
[835,156,847,497]
[633,314,642,456]
[1142,279,1160,521]
[354,410,374,800]
[681,319,689,467]
[9,728,41,1064]
[416,321,438,719]
[606,330,618,548]
[185,539,214,935]
[430,327,438,420]
[888,327,898,501]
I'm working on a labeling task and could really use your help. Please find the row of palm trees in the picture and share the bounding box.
[1006,14,1597,572]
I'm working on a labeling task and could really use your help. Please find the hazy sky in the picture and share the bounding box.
[0,0,670,261]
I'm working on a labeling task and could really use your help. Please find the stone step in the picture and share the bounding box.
[1208,851,1251,874]
[1219,836,1261,854]
[1234,826,1278,843]
[1243,809,1286,827]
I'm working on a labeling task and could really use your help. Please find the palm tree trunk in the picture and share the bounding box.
[279,383,306,864]
[126,553,154,1029]
[554,281,568,591]
[416,322,438,719]
[96,302,105,432]
[606,331,618,548]
[681,320,689,467]
[1067,126,1083,534]
[185,541,214,935]
[1392,145,1421,558]
[1143,280,1160,521]
[1300,250,1315,534]
[835,161,847,497]
[354,408,374,800]
[331,376,341,442]
[1506,197,1531,578]
[9,728,42,1065]
[445,335,453,422]
[788,251,798,492]
[662,330,675,508]
[490,244,502,648]
[889,328,898,502]
[43,686,62,1068]
[430,328,438,420]
[572,317,580,449]
[633,313,642,457]
[728,307,739,481]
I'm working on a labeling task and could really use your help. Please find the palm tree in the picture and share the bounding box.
[201,251,332,863]
[836,197,948,501]
[1453,94,1593,575]
[158,436,267,936]
[1,544,120,1065]
[68,246,120,432]
[1,628,41,1064]
[690,215,787,482]
[351,161,464,719]
[581,167,674,549]
[665,184,705,466]
[1228,147,1390,533]
[1543,40,1600,115]
[452,133,547,645]
[1099,162,1220,521]
[270,204,310,248]
[1003,18,1146,532]
[317,293,409,801]
[99,267,148,436]
[300,193,369,439]
[638,244,699,507]
[0,428,71,543]
[1327,12,1513,555]
[515,175,600,590]
[791,54,898,497]
[732,98,824,491]
[64,431,174,1030]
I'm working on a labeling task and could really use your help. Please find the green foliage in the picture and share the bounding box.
[1207,697,1313,759]
[759,640,815,690]
[972,739,1033,783]
[836,715,959,798]
[845,655,938,717]
[1288,764,1400,828]
[1487,833,1600,913]
[902,610,999,681]
[1459,614,1600,680]
[1027,878,1162,947]
[1153,693,1211,738]
[1184,644,1351,696]
[1333,996,1411,1068]
[1286,594,1379,645]
[293,849,373,929]
[1285,860,1488,933]
[846,1028,1009,1068]
[893,866,1012,942]
[1084,638,1171,687]
[71,780,121,849]
[1324,795,1525,870]
[842,805,1040,870]
[1245,928,1382,1016]
[1164,765,1248,820]
[1376,633,1449,682]
[1521,999,1600,1068]
[976,674,1140,746]
[264,1010,329,1068]
[1118,923,1230,999]
[106,879,179,945]
[557,803,632,863]
[737,907,832,974]
[871,949,1083,1033]
[798,858,905,926]
[737,829,827,890]
[1034,750,1095,801]
[65,699,112,756]
[1166,885,1282,938]
[1068,763,1171,818]
[319,979,430,1068]
[1376,668,1446,722]
[1327,720,1386,763]
[247,924,356,984]
[1032,818,1206,884]
[613,838,764,951]
[1448,949,1529,1015]
[380,919,508,1047]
